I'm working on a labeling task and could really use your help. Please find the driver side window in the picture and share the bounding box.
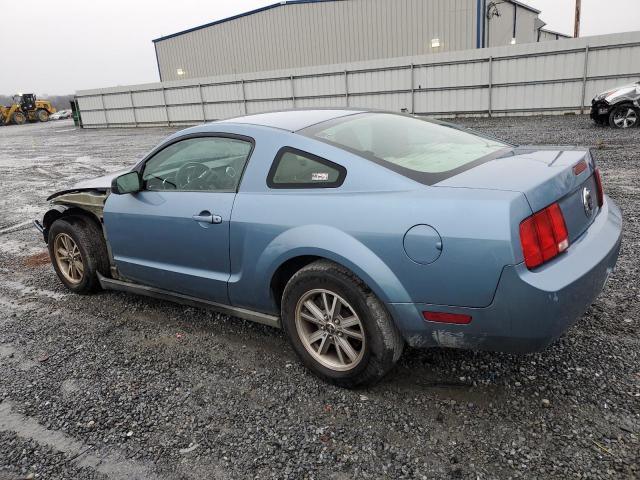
[142,136,252,192]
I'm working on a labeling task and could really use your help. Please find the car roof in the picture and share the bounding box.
[216,109,366,132]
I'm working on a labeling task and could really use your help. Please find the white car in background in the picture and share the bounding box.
[591,81,640,129]
[50,110,72,120]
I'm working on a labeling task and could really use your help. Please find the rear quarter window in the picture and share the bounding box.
[300,112,510,185]
[267,147,346,189]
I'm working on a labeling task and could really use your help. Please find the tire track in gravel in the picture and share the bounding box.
[34,166,61,179]
[0,402,163,480]
[0,278,67,301]
[0,221,34,235]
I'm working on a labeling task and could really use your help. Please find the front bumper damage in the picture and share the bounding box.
[590,100,612,121]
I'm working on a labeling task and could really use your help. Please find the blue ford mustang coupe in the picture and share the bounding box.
[36,110,622,387]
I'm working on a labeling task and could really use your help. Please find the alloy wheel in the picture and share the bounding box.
[613,107,637,128]
[294,288,365,371]
[53,233,84,284]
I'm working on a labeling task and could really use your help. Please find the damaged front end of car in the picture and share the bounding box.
[34,189,109,242]
[34,169,127,243]
[35,170,131,280]
[591,81,640,128]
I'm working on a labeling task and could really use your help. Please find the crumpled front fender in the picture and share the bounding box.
[38,190,108,243]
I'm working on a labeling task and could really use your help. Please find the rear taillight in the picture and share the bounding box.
[519,202,569,269]
[594,168,604,207]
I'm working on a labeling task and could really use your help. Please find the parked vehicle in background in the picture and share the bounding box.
[50,109,72,120]
[591,81,640,128]
[35,110,622,388]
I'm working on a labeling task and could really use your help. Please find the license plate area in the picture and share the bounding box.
[558,175,599,243]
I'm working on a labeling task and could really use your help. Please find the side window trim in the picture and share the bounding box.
[137,132,256,193]
[266,146,347,189]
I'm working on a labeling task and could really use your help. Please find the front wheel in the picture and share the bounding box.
[48,216,109,294]
[609,104,638,129]
[281,260,404,388]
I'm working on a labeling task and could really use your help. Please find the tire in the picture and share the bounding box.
[281,260,404,388]
[37,109,49,122]
[608,104,638,129]
[12,111,26,125]
[47,216,109,294]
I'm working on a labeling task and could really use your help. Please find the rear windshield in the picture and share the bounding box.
[301,113,509,185]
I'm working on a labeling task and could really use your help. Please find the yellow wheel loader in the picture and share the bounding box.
[0,94,57,125]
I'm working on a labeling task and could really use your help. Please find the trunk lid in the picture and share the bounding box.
[436,146,600,242]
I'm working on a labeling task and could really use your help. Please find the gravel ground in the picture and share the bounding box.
[0,116,638,479]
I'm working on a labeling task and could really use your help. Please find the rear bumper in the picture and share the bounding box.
[390,196,622,353]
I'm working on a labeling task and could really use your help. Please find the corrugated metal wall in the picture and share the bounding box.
[155,0,480,82]
[76,31,640,128]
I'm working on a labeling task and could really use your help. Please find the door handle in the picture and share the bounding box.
[192,212,222,224]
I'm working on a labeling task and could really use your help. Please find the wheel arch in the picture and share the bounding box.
[42,205,102,243]
[263,226,412,311]
[612,100,637,109]
[270,255,323,309]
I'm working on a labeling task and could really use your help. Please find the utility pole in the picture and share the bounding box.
[574,0,581,38]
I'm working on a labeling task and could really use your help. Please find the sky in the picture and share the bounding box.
[1,0,639,95]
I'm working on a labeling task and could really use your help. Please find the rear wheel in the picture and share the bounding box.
[37,109,50,122]
[48,216,109,294]
[12,111,26,125]
[609,104,638,129]
[281,260,404,388]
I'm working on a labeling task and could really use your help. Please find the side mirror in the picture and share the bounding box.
[111,172,142,195]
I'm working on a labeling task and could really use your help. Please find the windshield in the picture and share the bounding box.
[301,113,509,184]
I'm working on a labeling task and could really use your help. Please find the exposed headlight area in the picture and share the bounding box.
[592,100,611,116]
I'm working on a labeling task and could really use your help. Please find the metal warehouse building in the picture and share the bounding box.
[153,0,570,82]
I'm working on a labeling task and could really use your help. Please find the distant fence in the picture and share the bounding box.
[76,31,640,128]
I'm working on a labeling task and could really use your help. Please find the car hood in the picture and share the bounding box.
[593,82,640,103]
[47,169,128,201]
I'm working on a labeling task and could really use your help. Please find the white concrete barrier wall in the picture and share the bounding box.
[76,31,640,127]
